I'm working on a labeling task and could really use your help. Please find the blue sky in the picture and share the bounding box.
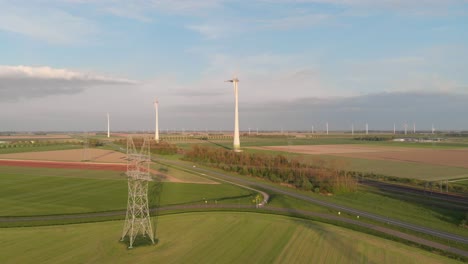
[1,0,468,131]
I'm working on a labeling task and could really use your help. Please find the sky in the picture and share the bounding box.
[0,0,468,132]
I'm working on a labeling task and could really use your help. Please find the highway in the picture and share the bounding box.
[156,158,468,245]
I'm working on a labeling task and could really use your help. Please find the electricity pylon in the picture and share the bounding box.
[121,136,155,248]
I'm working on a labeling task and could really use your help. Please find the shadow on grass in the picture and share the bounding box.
[119,236,160,249]
[365,186,466,227]
[149,178,164,242]
[202,139,232,150]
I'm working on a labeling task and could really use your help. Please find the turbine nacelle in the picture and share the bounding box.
[225,78,239,83]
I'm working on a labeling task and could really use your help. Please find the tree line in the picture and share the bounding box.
[183,145,357,194]
[114,138,178,155]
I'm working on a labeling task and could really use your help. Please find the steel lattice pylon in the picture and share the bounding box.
[121,136,155,248]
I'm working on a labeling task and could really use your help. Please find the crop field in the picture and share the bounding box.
[0,134,72,140]
[0,148,127,163]
[249,144,468,181]
[253,145,468,168]
[0,166,254,217]
[0,144,82,154]
[0,212,460,264]
[316,155,468,181]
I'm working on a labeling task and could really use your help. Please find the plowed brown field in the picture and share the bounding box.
[253,145,468,168]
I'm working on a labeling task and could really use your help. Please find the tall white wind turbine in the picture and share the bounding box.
[366,123,369,135]
[107,112,110,138]
[154,98,159,143]
[226,78,241,152]
[326,122,329,135]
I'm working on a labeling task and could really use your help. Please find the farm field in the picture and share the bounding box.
[250,144,468,181]
[0,144,82,154]
[0,212,461,264]
[0,134,72,140]
[0,148,126,163]
[0,166,255,217]
[319,155,468,181]
[253,145,468,168]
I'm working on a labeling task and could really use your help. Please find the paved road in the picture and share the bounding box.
[157,158,468,245]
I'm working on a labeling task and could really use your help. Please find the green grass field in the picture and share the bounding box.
[0,166,256,217]
[0,212,461,264]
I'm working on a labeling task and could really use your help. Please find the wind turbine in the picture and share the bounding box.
[351,123,354,135]
[326,122,329,135]
[432,124,435,134]
[366,123,369,135]
[413,123,416,134]
[225,77,241,152]
[404,122,408,135]
[393,123,396,135]
[107,112,110,138]
[154,98,159,143]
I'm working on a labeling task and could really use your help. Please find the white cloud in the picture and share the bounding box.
[0,65,136,101]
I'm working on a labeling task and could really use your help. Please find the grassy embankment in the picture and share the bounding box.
[0,212,462,264]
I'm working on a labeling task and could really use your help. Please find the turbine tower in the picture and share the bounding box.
[225,78,241,152]
[366,123,369,135]
[393,123,396,135]
[404,122,408,135]
[121,137,155,248]
[326,122,329,135]
[351,123,354,135]
[432,124,435,134]
[107,112,110,138]
[413,123,416,134]
[154,98,159,143]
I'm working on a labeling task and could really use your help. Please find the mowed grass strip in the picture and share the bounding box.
[0,167,256,216]
[0,212,461,264]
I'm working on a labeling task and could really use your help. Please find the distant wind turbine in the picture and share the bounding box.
[154,98,159,143]
[107,113,110,138]
[225,77,241,152]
